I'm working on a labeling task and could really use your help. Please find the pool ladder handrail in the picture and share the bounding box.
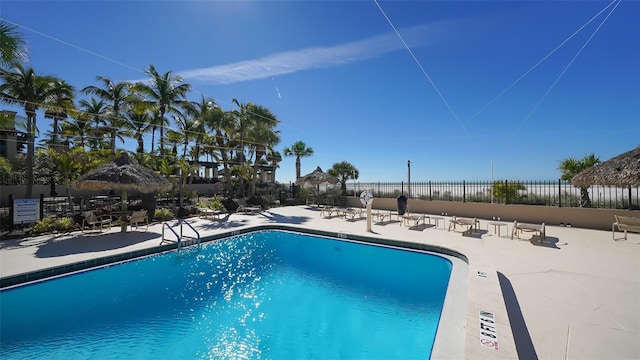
[180,219,201,249]
[161,220,200,251]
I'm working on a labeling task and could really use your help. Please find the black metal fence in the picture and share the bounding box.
[4,174,638,210]
[347,180,639,209]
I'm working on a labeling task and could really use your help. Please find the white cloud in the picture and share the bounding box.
[176,22,450,85]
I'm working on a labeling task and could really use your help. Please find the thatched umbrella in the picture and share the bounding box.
[73,152,172,232]
[296,166,339,187]
[571,145,640,209]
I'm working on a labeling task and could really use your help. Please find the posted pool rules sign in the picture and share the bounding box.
[479,310,499,350]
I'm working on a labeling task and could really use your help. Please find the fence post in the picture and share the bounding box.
[40,193,44,220]
[429,181,432,201]
[504,180,509,204]
[463,180,466,203]
[558,179,562,207]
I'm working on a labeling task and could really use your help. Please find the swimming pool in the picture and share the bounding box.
[0,229,465,359]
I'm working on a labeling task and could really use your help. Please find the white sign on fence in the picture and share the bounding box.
[13,198,40,225]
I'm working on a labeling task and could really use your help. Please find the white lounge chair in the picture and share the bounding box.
[512,221,545,242]
[402,213,427,227]
[371,209,392,222]
[612,215,640,240]
[235,198,262,214]
[448,216,478,235]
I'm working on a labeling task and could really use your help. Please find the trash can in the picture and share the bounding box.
[397,195,407,215]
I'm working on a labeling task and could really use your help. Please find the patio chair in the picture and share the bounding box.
[81,210,112,232]
[320,206,340,217]
[448,216,478,235]
[612,215,640,240]
[512,221,545,242]
[126,209,149,231]
[198,207,223,219]
[235,198,262,215]
[402,213,427,227]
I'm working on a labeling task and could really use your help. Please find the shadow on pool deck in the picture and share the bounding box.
[34,231,162,258]
[498,271,538,360]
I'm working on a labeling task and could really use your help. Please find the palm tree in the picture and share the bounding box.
[183,96,216,184]
[43,80,75,151]
[0,64,71,197]
[82,76,133,159]
[283,140,314,179]
[135,64,191,154]
[328,161,359,193]
[77,97,108,150]
[558,153,600,207]
[60,110,91,150]
[245,103,280,197]
[0,21,27,67]
[204,105,234,194]
[123,101,153,156]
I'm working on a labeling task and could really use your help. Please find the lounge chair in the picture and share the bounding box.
[512,221,545,242]
[198,207,223,219]
[320,206,341,217]
[81,210,112,232]
[448,216,478,235]
[612,215,640,240]
[126,209,149,231]
[342,207,364,220]
[371,209,392,222]
[402,213,427,227]
[235,198,262,215]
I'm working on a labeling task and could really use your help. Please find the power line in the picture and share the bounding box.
[515,0,621,132]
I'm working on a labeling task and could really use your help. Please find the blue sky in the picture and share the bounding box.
[1,0,638,183]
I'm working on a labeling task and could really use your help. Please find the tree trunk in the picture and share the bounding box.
[579,187,592,208]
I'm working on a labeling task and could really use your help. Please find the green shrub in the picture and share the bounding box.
[153,208,175,221]
[28,217,77,234]
[208,197,226,211]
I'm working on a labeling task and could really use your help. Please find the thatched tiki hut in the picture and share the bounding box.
[73,152,172,232]
[571,146,640,210]
[296,166,339,187]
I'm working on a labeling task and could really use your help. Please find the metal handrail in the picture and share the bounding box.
[161,222,181,251]
[180,219,201,248]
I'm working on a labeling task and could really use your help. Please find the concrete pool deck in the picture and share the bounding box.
[1,205,639,359]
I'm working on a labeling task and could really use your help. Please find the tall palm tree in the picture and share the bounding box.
[328,161,359,193]
[60,109,91,150]
[245,103,280,197]
[283,140,314,180]
[204,105,234,194]
[558,153,600,207]
[0,21,27,67]
[77,97,108,149]
[43,79,75,151]
[0,64,71,197]
[123,101,153,156]
[183,96,216,184]
[135,64,191,154]
[82,76,133,159]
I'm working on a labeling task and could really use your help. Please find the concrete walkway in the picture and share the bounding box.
[1,206,638,359]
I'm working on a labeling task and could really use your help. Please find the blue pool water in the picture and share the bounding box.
[1,230,452,359]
